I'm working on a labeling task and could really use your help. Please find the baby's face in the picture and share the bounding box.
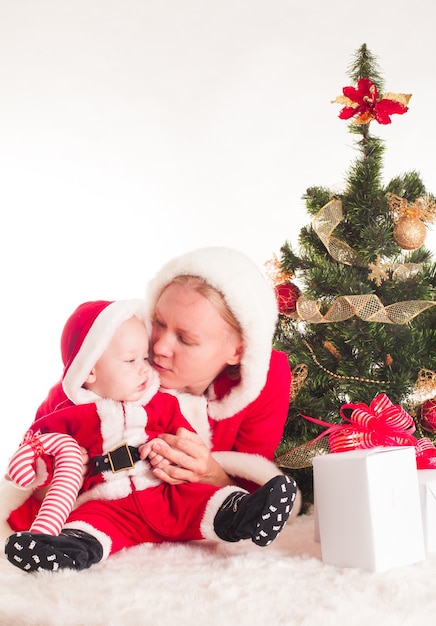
[86,316,153,402]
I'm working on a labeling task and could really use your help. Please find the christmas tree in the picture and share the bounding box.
[272,44,436,509]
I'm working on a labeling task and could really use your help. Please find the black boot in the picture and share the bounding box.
[5,529,104,573]
[213,475,297,547]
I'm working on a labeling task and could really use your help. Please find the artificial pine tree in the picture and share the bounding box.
[273,44,436,508]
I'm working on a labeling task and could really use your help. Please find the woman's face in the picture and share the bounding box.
[151,283,242,396]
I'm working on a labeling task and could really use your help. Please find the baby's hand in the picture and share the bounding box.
[139,439,171,469]
[138,441,157,460]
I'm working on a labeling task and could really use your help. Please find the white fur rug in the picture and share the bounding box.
[1,512,435,626]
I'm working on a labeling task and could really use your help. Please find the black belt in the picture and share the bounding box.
[91,443,141,475]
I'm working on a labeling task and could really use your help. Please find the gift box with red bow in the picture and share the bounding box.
[304,393,436,469]
[308,393,436,562]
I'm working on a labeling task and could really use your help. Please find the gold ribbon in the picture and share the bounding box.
[276,438,330,470]
[296,294,436,325]
[392,263,423,281]
[312,199,364,266]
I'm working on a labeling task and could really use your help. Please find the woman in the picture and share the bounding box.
[143,246,296,494]
[1,247,300,538]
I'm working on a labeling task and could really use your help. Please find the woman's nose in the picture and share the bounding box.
[152,332,173,357]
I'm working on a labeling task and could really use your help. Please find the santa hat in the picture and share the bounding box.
[145,247,278,419]
[62,299,148,405]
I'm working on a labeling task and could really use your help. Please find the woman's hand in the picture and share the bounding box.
[140,427,233,487]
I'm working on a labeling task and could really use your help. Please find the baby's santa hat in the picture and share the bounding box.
[146,246,279,419]
[61,299,148,405]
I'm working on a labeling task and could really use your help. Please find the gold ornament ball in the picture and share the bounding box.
[393,216,427,250]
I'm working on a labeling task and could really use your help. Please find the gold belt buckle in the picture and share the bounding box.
[107,443,135,473]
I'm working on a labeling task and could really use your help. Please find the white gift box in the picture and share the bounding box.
[313,446,425,572]
[417,469,436,554]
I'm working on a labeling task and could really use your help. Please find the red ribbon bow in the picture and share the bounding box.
[21,429,45,458]
[303,393,436,469]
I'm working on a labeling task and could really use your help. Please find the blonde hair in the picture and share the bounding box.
[168,274,242,331]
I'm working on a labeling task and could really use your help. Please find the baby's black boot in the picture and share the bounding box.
[5,528,104,572]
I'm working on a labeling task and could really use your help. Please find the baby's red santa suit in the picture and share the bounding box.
[3,299,194,537]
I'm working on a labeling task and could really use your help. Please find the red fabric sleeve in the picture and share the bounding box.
[145,392,196,438]
[233,350,291,460]
[210,350,291,491]
[212,350,291,459]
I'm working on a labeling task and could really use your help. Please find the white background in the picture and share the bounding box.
[1,0,435,462]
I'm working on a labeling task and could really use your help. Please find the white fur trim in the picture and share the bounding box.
[96,399,150,452]
[163,391,211,447]
[74,472,161,508]
[146,247,278,419]
[211,451,302,518]
[73,367,160,407]
[63,299,148,405]
[212,451,284,486]
[200,485,247,541]
[63,521,112,560]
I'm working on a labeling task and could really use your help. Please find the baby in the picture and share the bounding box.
[5,299,297,572]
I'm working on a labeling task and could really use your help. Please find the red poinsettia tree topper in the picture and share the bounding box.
[333,77,411,125]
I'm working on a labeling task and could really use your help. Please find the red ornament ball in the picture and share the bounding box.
[275,282,301,315]
[418,398,436,434]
